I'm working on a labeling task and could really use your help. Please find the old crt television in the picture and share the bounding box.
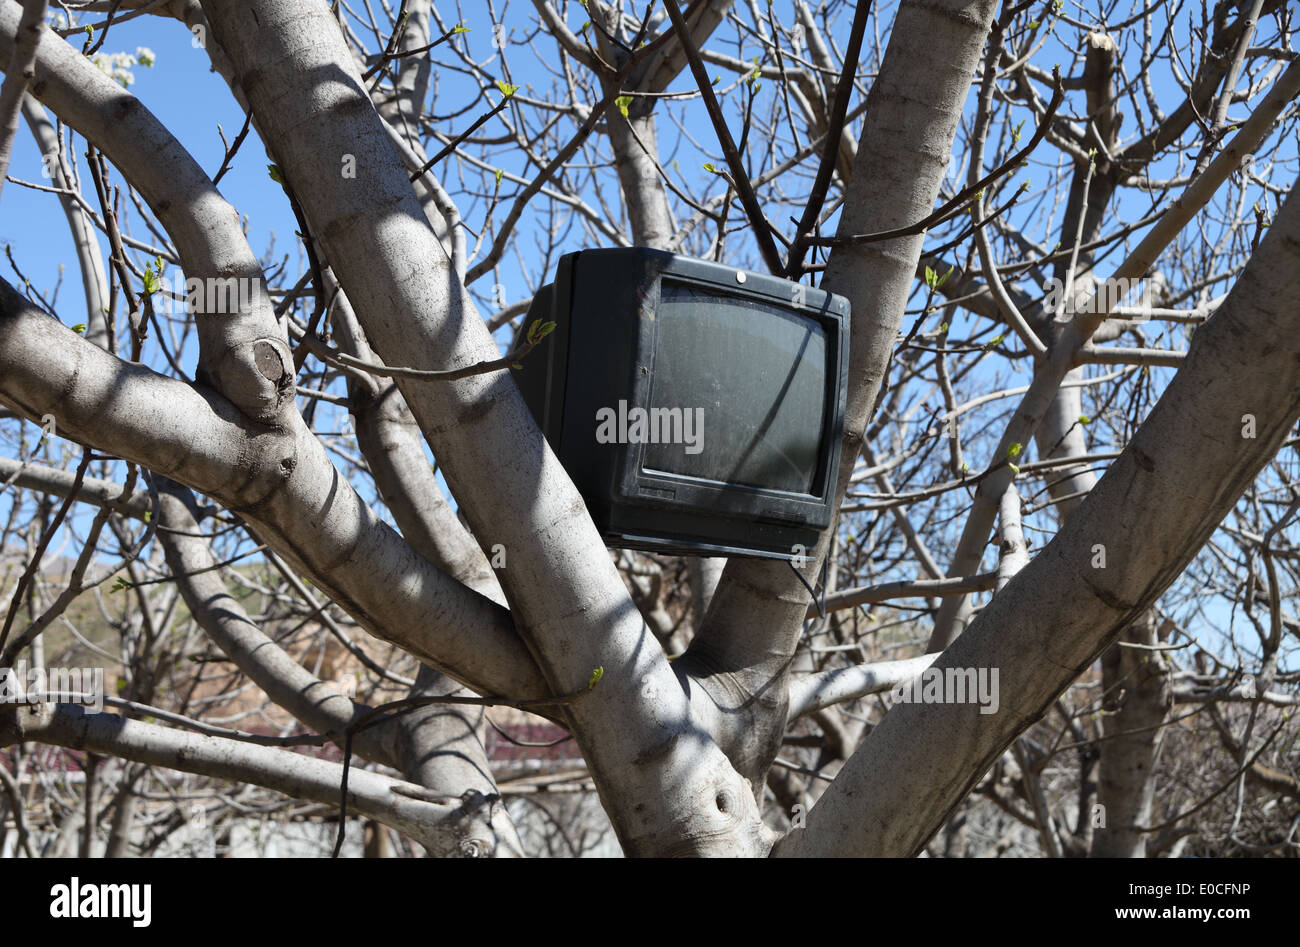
[513,247,850,560]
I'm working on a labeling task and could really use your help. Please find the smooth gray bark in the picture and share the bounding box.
[1092,613,1172,857]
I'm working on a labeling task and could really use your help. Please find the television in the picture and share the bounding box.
[513,248,850,560]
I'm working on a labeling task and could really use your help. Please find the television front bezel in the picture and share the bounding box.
[517,247,851,560]
[581,250,849,532]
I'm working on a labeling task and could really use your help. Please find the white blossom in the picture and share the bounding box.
[88,47,158,87]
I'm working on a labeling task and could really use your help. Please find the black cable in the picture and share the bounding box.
[331,727,355,858]
[788,556,827,620]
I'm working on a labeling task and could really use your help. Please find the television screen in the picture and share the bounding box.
[643,280,827,495]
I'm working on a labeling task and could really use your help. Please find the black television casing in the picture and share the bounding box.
[513,248,850,560]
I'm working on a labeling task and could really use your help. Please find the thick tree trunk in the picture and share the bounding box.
[605,105,675,250]
[1092,614,1172,857]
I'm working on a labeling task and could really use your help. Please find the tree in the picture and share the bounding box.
[0,0,1296,858]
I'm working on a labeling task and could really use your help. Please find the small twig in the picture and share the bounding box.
[362,14,470,81]
[661,0,784,275]
[361,0,409,89]
[266,165,327,370]
[212,109,254,187]
[409,96,511,181]
[86,150,147,358]
[82,0,122,56]
[296,316,554,382]
[785,0,873,277]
